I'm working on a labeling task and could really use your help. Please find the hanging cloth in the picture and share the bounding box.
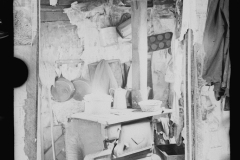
[91,59,118,94]
[202,0,230,102]
[151,49,171,108]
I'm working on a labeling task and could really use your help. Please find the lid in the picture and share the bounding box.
[83,93,113,102]
[72,78,92,101]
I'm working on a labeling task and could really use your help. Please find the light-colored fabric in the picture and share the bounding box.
[91,59,118,94]
[199,85,230,160]
[158,117,170,140]
[173,41,184,97]
[151,49,171,108]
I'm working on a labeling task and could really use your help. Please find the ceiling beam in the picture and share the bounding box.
[40,0,108,6]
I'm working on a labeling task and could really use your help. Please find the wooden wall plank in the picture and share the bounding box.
[131,0,148,108]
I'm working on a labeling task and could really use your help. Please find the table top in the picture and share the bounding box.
[70,108,173,125]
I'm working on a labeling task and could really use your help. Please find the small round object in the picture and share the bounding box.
[159,42,164,49]
[150,36,156,42]
[157,35,163,41]
[166,40,171,47]
[165,33,171,39]
[151,44,158,50]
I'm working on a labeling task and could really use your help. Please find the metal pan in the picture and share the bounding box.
[51,77,75,102]
[72,78,92,101]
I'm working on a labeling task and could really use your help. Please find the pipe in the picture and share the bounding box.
[49,91,56,160]
[187,29,192,160]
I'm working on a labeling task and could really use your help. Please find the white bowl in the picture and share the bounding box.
[138,100,162,112]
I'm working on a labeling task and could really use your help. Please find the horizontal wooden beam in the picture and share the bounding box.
[41,5,70,12]
[41,0,107,6]
[41,11,69,22]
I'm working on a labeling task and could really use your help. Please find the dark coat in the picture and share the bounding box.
[202,0,230,100]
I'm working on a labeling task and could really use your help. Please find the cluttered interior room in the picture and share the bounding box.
[37,0,230,160]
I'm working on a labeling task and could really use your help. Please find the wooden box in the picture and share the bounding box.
[155,144,184,160]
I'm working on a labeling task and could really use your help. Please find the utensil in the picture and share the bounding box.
[72,78,92,101]
[51,76,75,102]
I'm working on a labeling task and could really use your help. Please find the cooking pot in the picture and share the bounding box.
[51,76,75,102]
[72,78,92,101]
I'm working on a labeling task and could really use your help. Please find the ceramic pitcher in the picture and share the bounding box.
[109,87,128,109]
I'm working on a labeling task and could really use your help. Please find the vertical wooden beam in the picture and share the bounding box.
[131,0,148,108]
[183,34,187,160]
[187,29,193,160]
[184,29,193,160]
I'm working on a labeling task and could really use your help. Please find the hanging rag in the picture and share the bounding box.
[202,0,230,103]
[91,59,118,94]
[151,49,171,108]
[158,117,170,139]
[154,118,170,145]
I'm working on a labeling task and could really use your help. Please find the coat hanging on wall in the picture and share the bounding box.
[202,0,230,110]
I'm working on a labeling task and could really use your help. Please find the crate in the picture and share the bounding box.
[155,144,185,160]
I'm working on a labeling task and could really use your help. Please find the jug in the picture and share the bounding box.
[109,87,128,109]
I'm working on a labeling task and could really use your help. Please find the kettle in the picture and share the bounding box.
[109,87,128,109]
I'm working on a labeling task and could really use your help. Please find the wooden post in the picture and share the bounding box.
[131,0,148,108]
[184,29,193,160]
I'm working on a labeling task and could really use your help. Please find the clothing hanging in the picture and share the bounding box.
[202,0,230,106]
